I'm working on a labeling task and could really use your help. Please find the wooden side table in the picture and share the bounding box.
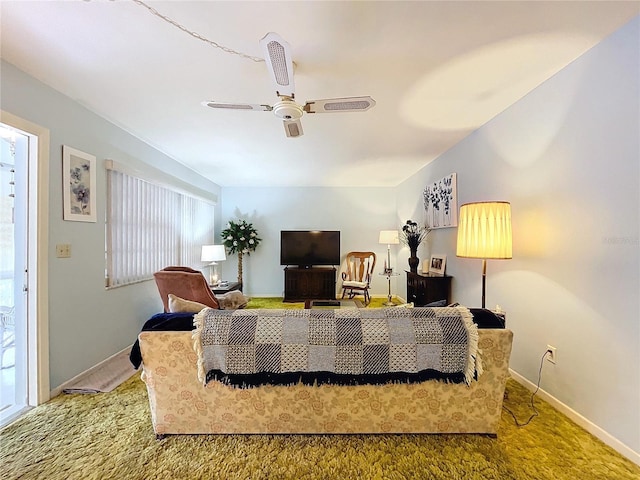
[211,281,242,295]
[406,271,452,306]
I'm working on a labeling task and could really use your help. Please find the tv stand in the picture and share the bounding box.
[284,267,336,302]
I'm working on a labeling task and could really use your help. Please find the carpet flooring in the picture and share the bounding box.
[1,376,637,480]
[245,296,398,309]
[1,297,638,479]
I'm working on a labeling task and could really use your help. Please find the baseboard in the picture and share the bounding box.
[370,295,408,303]
[50,344,133,398]
[509,368,640,466]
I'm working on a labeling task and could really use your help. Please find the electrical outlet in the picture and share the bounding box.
[56,244,71,258]
[546,345,557,364]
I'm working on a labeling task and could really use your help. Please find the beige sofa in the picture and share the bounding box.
[138,323,513,437]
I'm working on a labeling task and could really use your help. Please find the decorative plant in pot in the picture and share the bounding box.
[221,219,262,284]
[401,219,430,273]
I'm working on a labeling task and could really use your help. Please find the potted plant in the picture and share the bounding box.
[221,220,262,284]
[401,219,430,273]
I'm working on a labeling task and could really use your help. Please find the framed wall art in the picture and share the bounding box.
[63,145,97,222]
[423,173,457,229]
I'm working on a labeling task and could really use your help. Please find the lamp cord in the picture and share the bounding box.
[131,0,264,63]
[502,350,549,427]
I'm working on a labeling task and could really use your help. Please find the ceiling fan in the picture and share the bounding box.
[202,32,376,138]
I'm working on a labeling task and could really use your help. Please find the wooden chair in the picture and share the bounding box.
[153,266,220,312]
[340,252,376,305]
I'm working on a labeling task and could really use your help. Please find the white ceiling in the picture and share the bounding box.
[2,1,638,187]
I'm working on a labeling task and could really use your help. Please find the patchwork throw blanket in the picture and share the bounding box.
[193,306,481,388]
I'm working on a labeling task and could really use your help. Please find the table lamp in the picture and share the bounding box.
[456,202,512,308]
[379,230,400,273]
[201,244,226,285]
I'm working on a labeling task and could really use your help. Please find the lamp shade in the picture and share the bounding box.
[379,230,400,245]
[201,244,226,262]
[456,202,512,259]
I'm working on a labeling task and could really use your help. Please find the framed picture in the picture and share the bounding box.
[423,173,457,229]
[63,145,97,222]
[428,254,447,276]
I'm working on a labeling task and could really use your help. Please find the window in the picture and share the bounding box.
[105,161,215,288]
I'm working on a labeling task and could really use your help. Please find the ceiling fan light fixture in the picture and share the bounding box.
[284,119,303,138]
[273,98,304,120]
[204,33,375,138]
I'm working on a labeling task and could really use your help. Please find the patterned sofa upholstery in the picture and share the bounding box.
[138,313,513,437]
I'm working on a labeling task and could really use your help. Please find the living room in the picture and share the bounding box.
[0,1,638,473]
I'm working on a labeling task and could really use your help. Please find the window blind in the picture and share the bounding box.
[106,164,215,288]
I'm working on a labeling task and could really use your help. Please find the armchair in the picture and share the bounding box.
[153,266,220,312]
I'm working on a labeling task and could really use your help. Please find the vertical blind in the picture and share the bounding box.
[106,167,215,288]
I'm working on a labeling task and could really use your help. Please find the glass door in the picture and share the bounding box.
[0,125,28,424]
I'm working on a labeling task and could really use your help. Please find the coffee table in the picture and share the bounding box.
[304,299,363,309]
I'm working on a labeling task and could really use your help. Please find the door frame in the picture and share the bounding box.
[1,110,50,405]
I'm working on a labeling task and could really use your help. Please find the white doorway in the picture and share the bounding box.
[0,112,50,428]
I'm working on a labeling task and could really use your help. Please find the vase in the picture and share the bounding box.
[408,249,419,273]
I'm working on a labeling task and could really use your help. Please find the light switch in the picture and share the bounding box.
[56,244,71,258]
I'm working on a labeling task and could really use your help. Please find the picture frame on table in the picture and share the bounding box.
[428,254,447,276]
[63,145,97,222]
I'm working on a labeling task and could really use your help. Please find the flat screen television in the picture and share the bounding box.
[280,230,340,267]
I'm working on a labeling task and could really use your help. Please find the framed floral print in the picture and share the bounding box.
[423,173,457,229]
[63,145,97,222]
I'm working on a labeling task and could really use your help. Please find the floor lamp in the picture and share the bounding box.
[201,245,226,286]
[379,230,400,306]
[456,202,512,308]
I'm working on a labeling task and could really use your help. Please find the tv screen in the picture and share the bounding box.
[280,230,340,267]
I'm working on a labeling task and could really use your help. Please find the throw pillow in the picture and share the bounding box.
[469,308,506,329]
[168,294,208,313]
[216,290,249,310]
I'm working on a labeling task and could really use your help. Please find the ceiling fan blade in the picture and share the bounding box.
[283,119,303,138]
[202,101,272,112]
[260,32,296,98]
[303,96,376,114]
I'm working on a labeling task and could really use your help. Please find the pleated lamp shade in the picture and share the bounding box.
[456,202,512,259]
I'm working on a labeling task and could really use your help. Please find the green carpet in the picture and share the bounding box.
[245,296,399,309]
[1,299,638,479]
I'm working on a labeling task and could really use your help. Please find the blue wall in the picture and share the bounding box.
[395,17,639,454]
[1,60,222,389]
